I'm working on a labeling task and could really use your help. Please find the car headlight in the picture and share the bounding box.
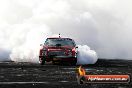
[72,48,77,57]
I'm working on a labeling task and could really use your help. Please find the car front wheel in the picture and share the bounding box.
[40,58,46,65]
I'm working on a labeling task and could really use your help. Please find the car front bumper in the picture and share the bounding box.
[52,56,77,61]
[39,55,77,62]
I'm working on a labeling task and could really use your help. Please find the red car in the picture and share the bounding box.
[39,36,78,65]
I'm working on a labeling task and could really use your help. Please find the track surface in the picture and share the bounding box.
[0,59,132,88]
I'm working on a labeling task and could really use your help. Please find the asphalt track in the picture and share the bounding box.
[0,59,132,88]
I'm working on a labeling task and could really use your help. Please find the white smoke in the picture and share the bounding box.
[0,24,51,62]
[77,45,98,65]
[0,0,132,62]
[10,24,52,62]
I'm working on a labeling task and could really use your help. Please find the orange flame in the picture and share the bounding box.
[78,66,86,76]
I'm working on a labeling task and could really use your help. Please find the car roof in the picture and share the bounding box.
[47,37,73,40]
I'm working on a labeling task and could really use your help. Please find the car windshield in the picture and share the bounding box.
[45,38,75,47]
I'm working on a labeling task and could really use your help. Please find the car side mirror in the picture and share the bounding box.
[40,44,43,46]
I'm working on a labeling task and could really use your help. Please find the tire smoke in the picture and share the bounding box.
[0,24,51,62]
[77,45,98,65]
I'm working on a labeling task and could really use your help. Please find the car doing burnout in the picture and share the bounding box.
[39,36,78,65]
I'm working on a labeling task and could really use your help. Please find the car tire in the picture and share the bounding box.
[40,58,45,65]
[52,61,55,65]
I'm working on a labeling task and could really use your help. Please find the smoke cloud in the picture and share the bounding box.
[77,45,98,65]
[0,24,51,62]
[0,0,132,62]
